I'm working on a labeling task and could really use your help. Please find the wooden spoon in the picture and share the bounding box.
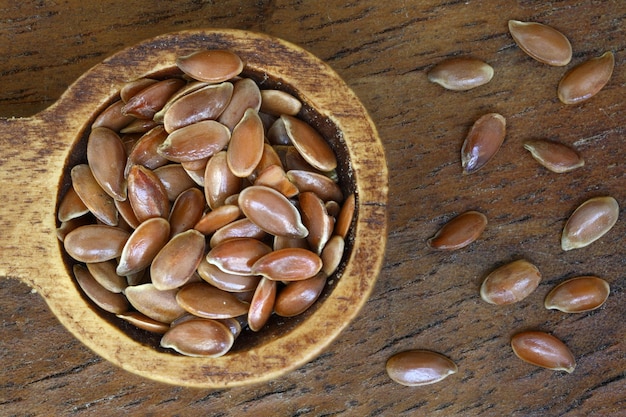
[0,29,388,388]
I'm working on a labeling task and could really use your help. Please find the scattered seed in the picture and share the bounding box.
[558,51,614,104]
[480,259,542,305]
[508,20,572,66]
[545,276,610,313]
[386,350,458,386]
[561,196,619,251]
[461,113,506,174]
[511,331,576,373]
[427,211,487,250]
[523,139,584,173]
[428,57,494,90]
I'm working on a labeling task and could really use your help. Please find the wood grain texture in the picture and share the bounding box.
[1,0,624,416]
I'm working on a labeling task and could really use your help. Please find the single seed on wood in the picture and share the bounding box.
[122,78,186,119]
[206,237,272,275]
[127,165,170,222]
[116,217,171,276]
[157,120,231,162]
[176,50,244,83]
[176,282,250,319]
[204,151,242,209]
[386,350,458,386]
[260,89,303,116]
[282,114,337,171]
[73,265,129,314]
[508,20,572,66]
[64,225,130,263]
[124,283,186,323]
[116,311,170,334]
[70,164,118,226]
[480,259,542,305]
[544,276,610,313]
[227,108,265,177]
[151,229,206,290]
[197,258,261,292]
[427,57,494,90]
[247,277,277,331]
[218,78,262,131]
[561,196,619,251]
[558,52,614,104]
[238,185,309,239]
[427,211,487,250]
[523,139,584,173]
[274,272,327,317]
[461,113,506,174]
[58,185,89,222]
[511,331,576,373]
[161,318,235,357]
[251,248,323,281]
[87,127,127,201]
[87,261,127,293]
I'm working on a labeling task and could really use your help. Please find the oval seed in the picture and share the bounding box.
[251,248,323,281]
[197,258,261,292]
[508,20,572,66]
[321,235,345,276]
[86,261,127,293]
[120,78,158,103]
[334,193,355,239]
[282,114,337,172]
[204,151,242,209]
[127,165,170,222]
[114,198,141,229]
[116,217,171,276]
[58,185,89,222]
[299,191,335,254]
[558,52,614,104]
[122,78,186,119]
[386,350,458,386]
[120,118,159,134]
[87,127,127,200]
[161,318,235,357]
[176,50,244,83]
[427,211,487,250]
[260,89,303,116]
[157,120,231,162]
[227,108,265,177]
[206,237,273,275]
[70,164,118,226]
[248,277,277,331]
[209,218,267,248]
[545,276,610,313]
[176,282,249,319]
[124,283,186,323]
[194,204,241,235]
[168,188,205,237]
[274,272,327,317]
[561,196,619,251]
[116,311,170,334]
[163,82,233,133]
[511,331,576,373]
[461,113,506,174]
[480,259,542,305]
[64,225,130,263]
[125,126,169,176]
[286,170,343,202]
[151,229,206,290]
[154,164,197,201]
[73,265,129,314]
[427,57,494,90]
[238,185,309,239]
[218,77,262,131]
[91,100,135,132]
[523,139,584,173]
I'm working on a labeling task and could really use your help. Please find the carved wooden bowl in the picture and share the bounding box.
[0,29,388,387]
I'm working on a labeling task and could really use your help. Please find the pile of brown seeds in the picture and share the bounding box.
[387,19,617,386]
[57,49,355,357]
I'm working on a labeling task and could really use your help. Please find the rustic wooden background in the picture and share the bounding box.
[1,1,624,416]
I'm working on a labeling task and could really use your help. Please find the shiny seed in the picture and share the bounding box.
[116,311,170,334]
[194,204,241,235]
[251,248,323,281]
[87,127,127,200]
[558,51,615,104]
[153,81,211,123]
[321,235,345,276]
[250,143,286,182]
[151,229,206,290]
[114,198,141,229]
[70,164,118,226]
[561,196,619,251]
[281,114,337,171]
[119,118,159,134]
[511,331,576,373]
[247,277,277,331]
[64,225,130,263]
[545,276,610,313]
[154,164,197,201]
[508,20,572,66]
[260,89,303,116]
[197,258,261,292]
[227,108,265,177]
[427,57,494,90]
[125,126,170,176]
[58,184,89,222]
[117,217,171,276]
[254,165,299,198]
[209,218,267,248]
[161,318,235,357]
[127,165,170,222]
[206,237,273,275]
[480,259,542,305]
[204,151,242,209]
[386,350,458,386]
[427,211,487,250]
[176,50,244,83]
[176,282,250,319]
[157,120,231,162]
[124,283,186,323]
[120,78,159,103]
[286,170,343,202]
[218,77,262,131]
[238,185,309,239]
[91,100,135,132]
[163,82,233,133]
[122,78,186,119]
[461,113,506,174]
[86,260,127,293]
[168,188,205,237]
[274,272,327,317]
[299,191,335,254]
[73,264,129,314]
[56,217,94,242]
[267,117,292,145]
[523,139,584,173]
[334,193,355,239]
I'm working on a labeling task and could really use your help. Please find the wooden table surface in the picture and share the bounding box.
[1,1,624,416]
